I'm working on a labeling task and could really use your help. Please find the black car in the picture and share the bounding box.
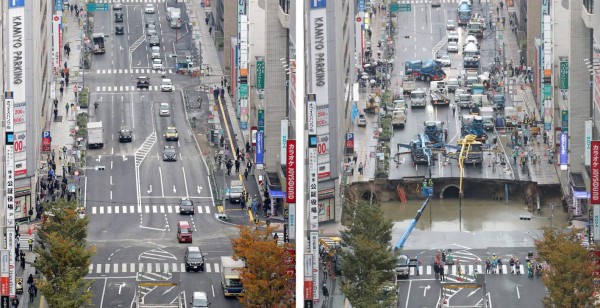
[118,129,132,142]
[163,146,177,161]
[179,198,194,215]
[115,12,123,22]
[184,247,205,272]
[149,35,160,46]
[136,76,149,89]
[115,26,124,35]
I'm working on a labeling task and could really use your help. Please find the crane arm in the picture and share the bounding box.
[395,198,431,251]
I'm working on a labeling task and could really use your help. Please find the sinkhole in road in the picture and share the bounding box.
[380,197,569,232]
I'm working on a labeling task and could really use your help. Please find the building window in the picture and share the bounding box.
[279,0,290,14]
[584,0,594,14]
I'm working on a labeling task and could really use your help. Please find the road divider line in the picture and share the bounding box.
[159,166,165,197]
[181,167,189,197]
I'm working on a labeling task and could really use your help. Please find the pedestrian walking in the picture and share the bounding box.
[244,168,249,180]
[70,4,74,14]
[358,162,364,175]
[65,76,70,86]
[70,103,75,114]
[322,283,329,298]
[28,238,33,251]
[27,274,33,286]
[20,258,25,270]
[29,284,34,303]
[59,86,64,98]
[220,87,225,99]
[451,103,456,116]
[439,265,445,281]
[209,27,213,35]
[32,283,37,297]
[205,17,209,25]
[65,102,70,115]
[509,256,515,274]
[247,160,253,173]
[235,160,240,173]
[62,145,68,159]
[434,263,440,280]
[515,259,521,274]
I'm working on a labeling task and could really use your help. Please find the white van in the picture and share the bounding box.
[151,46,161,59]
[190,292,210,307]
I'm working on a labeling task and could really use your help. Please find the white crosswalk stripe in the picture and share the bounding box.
[90,205,214,215]
[87,262,221,274]
[93,85,160,92]
[94,68,173,75]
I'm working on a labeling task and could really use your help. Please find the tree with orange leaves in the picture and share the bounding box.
[231,225,295,307]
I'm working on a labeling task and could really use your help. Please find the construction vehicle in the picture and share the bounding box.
[430,90,450,105]
[464,69,479,87]
[424,121,445,145]
[463,42,480,69]
[405,60,445,81]
[221,256,244,297]
[402,74,416,94]
[456,93,472,108]
[467,20,484,38]
[457,2,472,26]
[457,134,484,167]
[392,107,408,129]
[364,93,381,114]
[92,33,106,54]
[409,89,427,108]
[460,115,488,142]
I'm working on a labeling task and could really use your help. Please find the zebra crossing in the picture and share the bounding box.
[405,263,525,277]
[90,205,212,215]
[94,69,174,75]
[94,85,162,92]
[88,261,221,275]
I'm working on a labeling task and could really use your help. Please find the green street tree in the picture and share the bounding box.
[534,226,600,307]
[34,200,95,307]
[340,202,398,307]
[231,225,295,307]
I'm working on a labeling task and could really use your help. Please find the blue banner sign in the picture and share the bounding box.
[560,132,568,166]
[256,131,264,165]
[9,0,25,8]
[358,0,365,12]
[56,0,63,11]
[310,0,326,9]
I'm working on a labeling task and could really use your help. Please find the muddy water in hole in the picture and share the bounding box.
[380,197,570,232]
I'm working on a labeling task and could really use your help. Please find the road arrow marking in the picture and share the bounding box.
[173,185,176,193]
[516,286,520,299]
[123,154,127,161]
[421,285,430,297]
[147,185,152,194]
[121,96,124,102]
[120,46,124,51]
[162,286,175,296]
[197,186,202,194]
[96,155,102,162]
[138,61,141,66]
[118,283,126,294]
[99,97,103,102]
[467,288,479,297]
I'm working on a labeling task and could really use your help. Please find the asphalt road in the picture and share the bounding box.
[84,3,242,307]
[389,1,514,181]
[397,248,546,308]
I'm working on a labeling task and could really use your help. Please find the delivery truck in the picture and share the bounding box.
[87,121,104,149]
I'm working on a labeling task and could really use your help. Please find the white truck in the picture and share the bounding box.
[166,7,182,28]
[226,180,244,203]
[92,33,106,54]
[87,121,104,149]
[401,75,416,94]
[480,106,495,131]
[391,107,407,129]
[504,106,518,127]
[221,256,244,297]
[409,89,427,108]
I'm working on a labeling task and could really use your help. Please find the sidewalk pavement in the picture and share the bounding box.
[22,3,86,307]
[496,2,561,187]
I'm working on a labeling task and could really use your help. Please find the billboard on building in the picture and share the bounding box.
[591,141,600,204]
[256,131,264,167]
[560,132,568,170]
[586,120,593,167]
[281,119,288,166]
[14,103,26,176]
[309,0,330,181]
[52,15,61,70]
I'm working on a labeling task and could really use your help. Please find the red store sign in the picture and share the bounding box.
[286,140,296,204]
[592,141,600,204]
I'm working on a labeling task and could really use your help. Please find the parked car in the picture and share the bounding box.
[446,20,455,30]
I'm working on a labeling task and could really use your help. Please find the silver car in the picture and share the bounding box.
[159,103,170,116]
[395,255,410,279]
